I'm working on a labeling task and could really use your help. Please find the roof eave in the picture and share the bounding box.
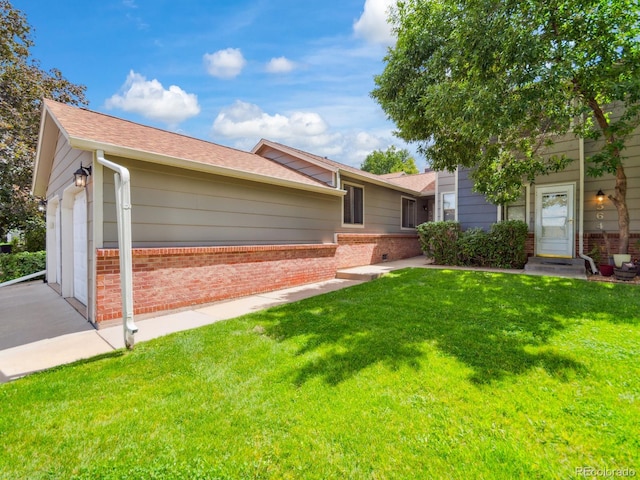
[340,169,423,196]
[252,139,339,173]
[254,138,423,196]
[69,137,345,197]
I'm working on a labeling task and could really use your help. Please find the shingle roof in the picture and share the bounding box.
[254,139,436,196]
[385,171,436,194]
[43,99,330,190]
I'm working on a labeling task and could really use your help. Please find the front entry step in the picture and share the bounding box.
[335,271,383,281]
[524,257,587,279]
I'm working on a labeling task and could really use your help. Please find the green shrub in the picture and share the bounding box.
[418,220,529,268]
[0,251,46,282]
[488,220,529,268]
[24,217,46,252]
[417,221,461,265]
[458,227,492,267]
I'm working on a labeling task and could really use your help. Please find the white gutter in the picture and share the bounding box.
[96,150,138,348]
[577,136,598,274]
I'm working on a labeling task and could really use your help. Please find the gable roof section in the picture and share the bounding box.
[252,139,429,196]
[33,100,341,197]
[385,171,436,194]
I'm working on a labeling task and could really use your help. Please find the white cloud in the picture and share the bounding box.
[211,100,404,167]
[353,0,396,46]
[213,100,329,140]
[105,71,200,125]
[265,56,296,74]
[203,48,246,79]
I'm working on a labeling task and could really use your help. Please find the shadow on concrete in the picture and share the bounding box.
[0,281,94,350]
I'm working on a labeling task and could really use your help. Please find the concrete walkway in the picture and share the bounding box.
[1,256,582,383]
[2,258,431,383]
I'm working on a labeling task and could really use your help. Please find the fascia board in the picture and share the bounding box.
[69,137,345,197]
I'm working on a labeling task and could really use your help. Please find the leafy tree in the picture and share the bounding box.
[0,0,87,240]
[361,146,419,175]
[372,0,640,253]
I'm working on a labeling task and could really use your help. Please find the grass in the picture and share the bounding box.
[1,269,638,479]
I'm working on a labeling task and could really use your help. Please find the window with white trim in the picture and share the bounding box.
[401,197,417,229]
[343,182,364,226]
[505,189,527,223]
[442,192,456,221]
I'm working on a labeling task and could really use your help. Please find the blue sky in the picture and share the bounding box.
[16,0,424,169]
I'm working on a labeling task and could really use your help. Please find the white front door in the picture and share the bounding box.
[73,190,88,305]
[535,184,575,258]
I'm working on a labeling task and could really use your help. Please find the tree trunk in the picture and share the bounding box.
[586,97,629,254]
[609,164,629,254]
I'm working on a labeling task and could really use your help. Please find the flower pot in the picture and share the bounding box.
[599,264,614,277]
[613,254,631,267]
[613,267,637,281]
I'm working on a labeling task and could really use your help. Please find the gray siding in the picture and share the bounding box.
[438,171,456,192]
[583,128,640,233]
[101,157,340,248]
[337,175,419,234]
[458,168,497,231]
[45,136,94,316]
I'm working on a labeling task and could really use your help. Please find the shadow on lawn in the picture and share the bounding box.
[260,268,635,385]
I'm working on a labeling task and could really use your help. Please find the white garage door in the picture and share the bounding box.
[73,190,88,305]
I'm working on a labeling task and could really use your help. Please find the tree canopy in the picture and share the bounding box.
[0,0,87,240]
[361,146,419,175]
[372,0,640,252]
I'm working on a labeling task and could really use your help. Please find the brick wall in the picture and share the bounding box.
[94,234,422,324]
[95,244,338,323]
[335,233,422,269]
[525,232,640,260]
[583,232,640,261]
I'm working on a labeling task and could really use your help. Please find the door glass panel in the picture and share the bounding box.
[541,193,568,239]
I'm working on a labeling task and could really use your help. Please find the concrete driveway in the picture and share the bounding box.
[0,280,94,351]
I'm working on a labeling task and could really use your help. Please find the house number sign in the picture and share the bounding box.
[596,202,604,220]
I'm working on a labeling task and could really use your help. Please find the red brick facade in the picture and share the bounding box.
[335,233,422,268]
[582,232,640,260]
[524,232,640,259]
[94,234,421,324]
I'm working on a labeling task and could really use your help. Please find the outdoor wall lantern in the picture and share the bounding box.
[37,198,47,213]
[596,189,605,203]
[74,164,92,188]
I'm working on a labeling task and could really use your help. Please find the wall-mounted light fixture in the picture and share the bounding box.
[596,189,605,203]
[74,164,92,188]
[423,203,429,211]
[37,198,47,213]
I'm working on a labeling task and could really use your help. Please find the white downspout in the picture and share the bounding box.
[96,150,138,348]
[577,137,597,274]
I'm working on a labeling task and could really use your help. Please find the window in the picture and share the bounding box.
[442,192,456,221]
[505,188,527,224]
[343,183,364,225]
[402,197,417,229]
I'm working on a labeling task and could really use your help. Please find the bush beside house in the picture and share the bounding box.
[0,251,46,282]
[418,220,529,269]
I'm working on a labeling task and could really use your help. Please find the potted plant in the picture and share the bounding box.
[614,261,637,281]
[590,241,613,276]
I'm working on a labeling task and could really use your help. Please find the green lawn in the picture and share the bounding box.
[1,269,638,479]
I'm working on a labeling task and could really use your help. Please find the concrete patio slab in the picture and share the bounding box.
[0,280,93,350]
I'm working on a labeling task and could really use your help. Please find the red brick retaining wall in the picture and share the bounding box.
[335,233,421,269]
[94,234,422,324]
[96,244,338,323]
